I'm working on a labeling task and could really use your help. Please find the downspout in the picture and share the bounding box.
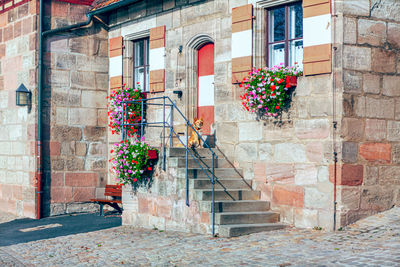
[332,0,340,231]
[36,0,43,220]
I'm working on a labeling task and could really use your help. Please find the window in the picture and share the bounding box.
[133,38,150,92]
[266,2,303,68]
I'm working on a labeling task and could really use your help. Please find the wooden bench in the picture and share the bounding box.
[90,185,123,216]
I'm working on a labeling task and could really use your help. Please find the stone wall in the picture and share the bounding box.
[42,1,109,216]
[122,154,211,234]
[226,73,336,229]
[0,0,38,218]
[337,0,400,226]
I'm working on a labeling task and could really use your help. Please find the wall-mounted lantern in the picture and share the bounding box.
[16,83,31,107]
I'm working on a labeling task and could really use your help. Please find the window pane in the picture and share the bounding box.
[269,43,285,67]
[289,3,303,39]
[289,40,303,69]
[268,7,285,43]
[134,40,144,67]
[134,67,145,89]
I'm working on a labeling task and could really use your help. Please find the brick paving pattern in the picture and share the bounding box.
[0,207,399,266]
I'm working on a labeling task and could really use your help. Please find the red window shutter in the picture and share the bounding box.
[303,0,332,76]
[149,26,166,93]
[109,36,123,89]
[232,4,253,84]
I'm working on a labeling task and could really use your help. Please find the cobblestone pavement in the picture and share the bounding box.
[1,207,399,266]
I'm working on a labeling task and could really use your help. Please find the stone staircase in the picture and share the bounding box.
[168,148,286,237]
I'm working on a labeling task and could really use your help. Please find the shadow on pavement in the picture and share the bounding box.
[0,212,121,247]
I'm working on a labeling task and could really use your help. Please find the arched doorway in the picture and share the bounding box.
[197,43,214,135]
[185,34,214,126]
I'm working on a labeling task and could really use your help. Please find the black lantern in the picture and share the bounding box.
[16,83,31,107]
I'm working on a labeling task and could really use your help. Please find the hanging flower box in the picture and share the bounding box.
[110,137,157,188]
[107,85,146,137]
[286,75,297,87]
[148,149,158,160]
[240,64,302,118]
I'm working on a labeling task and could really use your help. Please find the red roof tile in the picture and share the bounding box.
[90,0,123,11]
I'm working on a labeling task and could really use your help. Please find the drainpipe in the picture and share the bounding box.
[36,0,43,220]
[331,0,340,231]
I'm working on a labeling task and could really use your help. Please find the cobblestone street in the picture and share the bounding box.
[0,207,399,266]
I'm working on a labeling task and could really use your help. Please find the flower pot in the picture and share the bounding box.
[148,149,158,159]
[286,76,297,87]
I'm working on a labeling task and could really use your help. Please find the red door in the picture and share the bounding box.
[197,43,214,135]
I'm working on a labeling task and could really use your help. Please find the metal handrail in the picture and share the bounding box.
[121,96,217,236]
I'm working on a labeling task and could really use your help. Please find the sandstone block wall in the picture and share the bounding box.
[0,0,38,218]
[41,1,109,216]
[122,155,211,235]
[337,0,400,225]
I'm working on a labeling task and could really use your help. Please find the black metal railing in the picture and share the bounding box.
[121,96,217,236]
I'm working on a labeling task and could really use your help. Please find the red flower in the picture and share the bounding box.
[275,106,280,110]
[271,85,276,90]
[133,178,137,182]
[110,149,114,153]
[147,167,152,171]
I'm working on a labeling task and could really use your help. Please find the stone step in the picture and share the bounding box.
[176,158,232,168]
[194,189,260,201]
[201,200,270,213]
[218,223,287,237]
[191,179,252,190]
[177,168,243,179]
[168,147,224,158]
[215,211,280,225]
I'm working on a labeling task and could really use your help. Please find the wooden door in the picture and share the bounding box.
[197,43,214,135]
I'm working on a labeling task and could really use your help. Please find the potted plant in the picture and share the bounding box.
[107,84,146,137]
[109,137,157,188]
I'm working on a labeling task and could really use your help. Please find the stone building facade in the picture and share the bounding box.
[0,0,398,235]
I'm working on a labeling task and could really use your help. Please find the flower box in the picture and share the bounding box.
[286,76,297,87]
[240,65,302,118]
[148,149,158,160]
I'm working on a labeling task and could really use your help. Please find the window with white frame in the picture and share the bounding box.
[132,38,150,92]
[266,1,303,68]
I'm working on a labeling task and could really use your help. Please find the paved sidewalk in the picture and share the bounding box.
[0,213,121,247]
[0,207,399,266]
